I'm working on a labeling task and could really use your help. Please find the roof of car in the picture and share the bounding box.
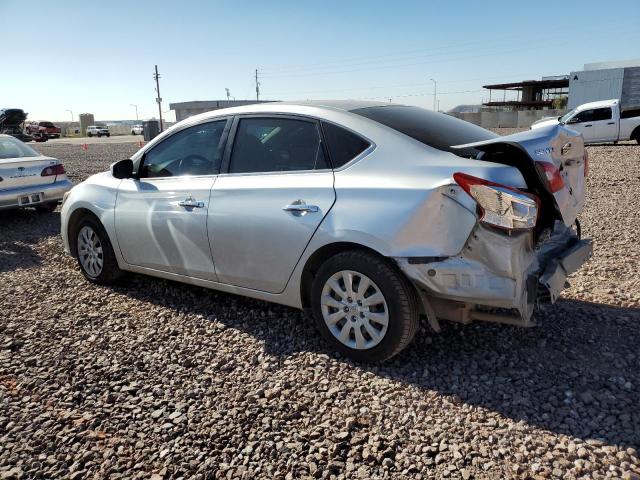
[575,99,619,111]
[278,100,393,111]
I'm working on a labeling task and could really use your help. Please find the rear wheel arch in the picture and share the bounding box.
[300,242,399,310]
[631,126,640,143]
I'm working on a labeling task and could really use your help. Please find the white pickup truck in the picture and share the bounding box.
[531,99,640,144]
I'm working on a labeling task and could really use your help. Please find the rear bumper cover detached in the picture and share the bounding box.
[539,238,592,303]
[396,222,593,322]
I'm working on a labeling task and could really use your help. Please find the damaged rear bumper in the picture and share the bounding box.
[539,238,592,303]
[396,222,592,324]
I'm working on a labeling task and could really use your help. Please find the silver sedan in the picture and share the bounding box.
[0,134,72,212]
[60,101,592,362]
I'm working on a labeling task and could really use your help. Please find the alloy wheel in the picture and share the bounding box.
[77,226,104,278]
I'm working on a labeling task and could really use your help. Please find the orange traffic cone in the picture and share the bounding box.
[82,143,88,151]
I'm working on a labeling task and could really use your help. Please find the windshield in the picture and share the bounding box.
[0,136,39,159]
[351,105,497,157]
[560,109,576,123]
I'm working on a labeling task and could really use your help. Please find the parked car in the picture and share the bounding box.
[25,120,61,139]
[0,108,33,143]
[61,101,591,362]
[131,124,143,135]
[531,99,640,144]
[0,134,72,212]
[86,125,110,137]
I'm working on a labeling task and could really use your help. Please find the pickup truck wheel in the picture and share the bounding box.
[87,132,93,137]
[74,216,123,285]
[311,250,419,363]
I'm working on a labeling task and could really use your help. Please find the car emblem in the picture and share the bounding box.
[534,147,552,156]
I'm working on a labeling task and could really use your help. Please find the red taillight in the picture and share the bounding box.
[453,172,539,231]
[583,150,589,177]
[41,164,65,176]
[536,162,564,193]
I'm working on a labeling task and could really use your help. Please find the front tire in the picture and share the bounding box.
[311,250,419,363]
[74,216,123,285]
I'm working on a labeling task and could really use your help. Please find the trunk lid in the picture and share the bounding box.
[0,156,60,189]
[452,124,587,227]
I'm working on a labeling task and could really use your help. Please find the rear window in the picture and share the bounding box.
[321,122,370,168]
[0,136,39,159]
[40,121,55,128]
[621,108,640,119]
[351,105,496,157]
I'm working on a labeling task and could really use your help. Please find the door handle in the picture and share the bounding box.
[584,124,592,127]
[178,198,205,208]
[283,200,319,216]
[283,204,319,213]
[607,122,615,125]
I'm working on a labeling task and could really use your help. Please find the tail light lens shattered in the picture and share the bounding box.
[453,172,539,231]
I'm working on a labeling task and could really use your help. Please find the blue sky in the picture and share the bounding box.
[2,0,639,122]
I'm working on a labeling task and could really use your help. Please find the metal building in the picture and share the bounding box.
[482,78,569,110]
[568,60,640,110]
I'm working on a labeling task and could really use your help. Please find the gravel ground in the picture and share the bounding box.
[1,140,639,479]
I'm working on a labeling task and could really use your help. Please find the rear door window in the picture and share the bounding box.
[321,122,370,168]
[228,117,328,173]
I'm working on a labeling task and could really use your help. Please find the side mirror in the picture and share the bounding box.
[111,159,134,179]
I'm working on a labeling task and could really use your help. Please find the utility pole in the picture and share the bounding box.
[255,69,260,101]
[225,88,230,101]
[130,104,139,121]
[430,78,437,111]
[153,65,164,132]
[66,109,73,121]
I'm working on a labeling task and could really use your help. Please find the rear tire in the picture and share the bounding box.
[310,250,419,363]
[87,132,93,137]
[74,216,123,285]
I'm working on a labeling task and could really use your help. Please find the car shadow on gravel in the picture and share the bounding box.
[390,299,640,450]
[0,209,60,273]
[117,274,640,450]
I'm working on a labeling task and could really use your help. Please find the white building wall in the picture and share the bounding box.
[568,68,625,109]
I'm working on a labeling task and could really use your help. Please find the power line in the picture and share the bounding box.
[259,72,561,97]
[257,26,638,79]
